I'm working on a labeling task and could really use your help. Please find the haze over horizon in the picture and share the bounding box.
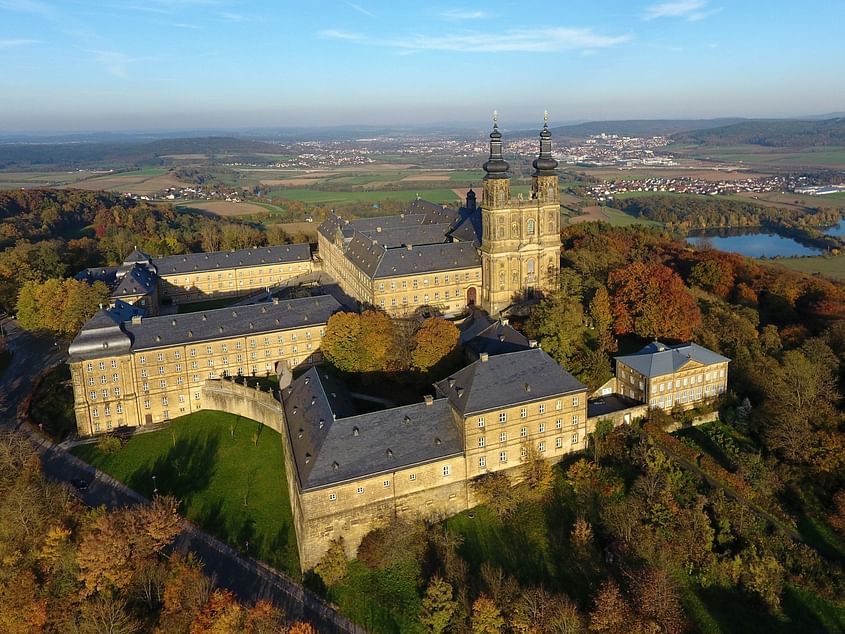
[1,0,844,133]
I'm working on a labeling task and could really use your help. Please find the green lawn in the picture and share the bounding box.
[774,255,845,280]
[72,411,300,576]
[176,297,238,313]
[269,188,461,205]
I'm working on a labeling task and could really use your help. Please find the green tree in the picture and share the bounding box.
[526,287,584,367]
[590,419,615,463]
[588,286,615,352]
[420,576,457,634]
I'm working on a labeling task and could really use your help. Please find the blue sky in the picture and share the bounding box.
[1,0,844,132]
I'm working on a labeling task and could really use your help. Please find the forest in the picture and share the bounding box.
[671,118,845,148]
[608,193,845,252]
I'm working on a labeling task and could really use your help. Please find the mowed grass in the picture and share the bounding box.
[775,255,845,281]
[269,188,461,204]
[72,411,300,576]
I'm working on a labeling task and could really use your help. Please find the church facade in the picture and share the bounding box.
[318,117,562,317]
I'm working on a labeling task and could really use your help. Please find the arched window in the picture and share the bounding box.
[527,259,535,275]
[527,219,536,235]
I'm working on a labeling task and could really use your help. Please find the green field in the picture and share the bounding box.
[602,206,664,227]
[72,411,300,576]
[774,255,845,280]
[269,188,461,205]
[675,144,845,168]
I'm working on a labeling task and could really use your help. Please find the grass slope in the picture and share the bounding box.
[775,255,845,281]
[72,411,300,576]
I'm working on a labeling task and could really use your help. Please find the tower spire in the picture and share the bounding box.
[532,111,558,175]
[483,110,510,179]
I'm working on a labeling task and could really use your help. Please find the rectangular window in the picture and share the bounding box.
[499,412,507,423]
[520,407,527,418]
[572,433,579,444]
[86,363,93,372]
[116,403,123,414]
[356,487,364,494]
[572,415,579,426]
[479,456,486,468]
[499,451,507,463]
[520,427,527,437]
[556,399,562,410]
[478,437,486,447]
[383,480,390,488]
[498,431,506,443]
[159,380,167,388]
[556,419,562,429]
[539,441,546,452]
[113,387,120,397]
[144,400,151,409]
[157,353,164,362]
[478,417,485,428]
[329,493,337,501]
[556,437,563,449]
[112,373,119,382]
[88,377,95,386]
[89,391,96,400]
[539,423,545,433]
[409,473,416,481]
[194,392,201,400]
[443,465,451,477]
[101,389,108,399]
[538,404,545,414]
[98,362,105,370]
[572,396,579,407]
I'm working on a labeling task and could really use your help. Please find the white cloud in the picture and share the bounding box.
[343,1,374,17]
[321,27,630,53]
[320,29,364,41]
[644,0,715,20]
[439,9,489,21]
[0,38,41,48]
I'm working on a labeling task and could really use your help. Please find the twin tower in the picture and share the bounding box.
[477,113,561,315]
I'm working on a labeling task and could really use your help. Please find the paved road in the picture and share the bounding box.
[0,317,364,634]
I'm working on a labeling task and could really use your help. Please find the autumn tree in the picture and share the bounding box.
[526,287,584,367]
[16,277,111,337]
[629,566,687,634]
[411,317,459,372]
[314,537,348,587]
[522,444,554,498]
[321,310,396,373]
[588,286,615,352]
[189,589,243,634]
[243,600,287,634]
[420,576,458,634]
[471,471,522,518]
[471,594,505,634]
[589,580,632,634]
[608,261,701,341]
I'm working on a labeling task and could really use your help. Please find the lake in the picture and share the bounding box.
[686,228,823,258]
[824,219,845,237]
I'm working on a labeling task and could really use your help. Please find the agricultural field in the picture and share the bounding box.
[175,200,270,217]
[774,255,845,281]
[581,165,773,182]
[269,187,461,205]
[71,167,189,194]
[670,144,845,169]
[0,169,105,189]
[568,205,663,227]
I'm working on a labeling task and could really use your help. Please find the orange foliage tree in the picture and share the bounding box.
[609,261,701,341]
[411,317,459,372]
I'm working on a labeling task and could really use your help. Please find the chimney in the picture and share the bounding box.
[500,317,509,326]
[479,352,489,362]
[273,297,280,305]
[376,226,382,232]
[406,244,413,251]
[424,395,434,406]
[529,339,538,348]
[131,315,142,325]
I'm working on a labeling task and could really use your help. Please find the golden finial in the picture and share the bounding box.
[544,110,549,125]
[493,110,498,126]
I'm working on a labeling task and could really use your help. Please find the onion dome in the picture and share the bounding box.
[483,112,510,179]
[532,112,558,175]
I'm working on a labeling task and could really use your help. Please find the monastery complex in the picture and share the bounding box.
[67,119,729,569]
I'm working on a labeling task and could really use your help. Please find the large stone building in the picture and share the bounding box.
[318,117,561,317]
[614,341,730,411]
[282,345,589,569]
[67,295,342,435]
[77,243,313,311]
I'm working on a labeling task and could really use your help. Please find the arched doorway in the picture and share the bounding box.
[466,287,477,306]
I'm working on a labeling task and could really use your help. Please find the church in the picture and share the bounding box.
[317,115,562,317]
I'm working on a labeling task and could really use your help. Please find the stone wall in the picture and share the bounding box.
[200,379,284,434]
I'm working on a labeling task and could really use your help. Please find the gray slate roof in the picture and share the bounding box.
[113,263,158,298]
[68,300,144,361]
[374,242,479,278]
[465,320,531,358]
[283,368,462,490]
[435,348,587,415]
[69,295,341,360]
[615,341,730,378]
[358,223,451,248]
[154,244,311,276]
[124,295,341,351]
